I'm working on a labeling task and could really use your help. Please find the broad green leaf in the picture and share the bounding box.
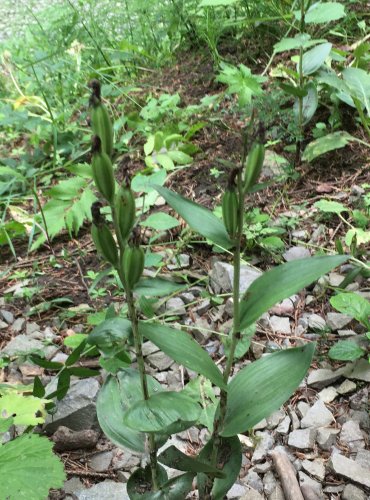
[139,322,226,389]
[65,339,87,366]
[63,334,87,349]
[158,446,224,477]
[56,369,71,400]
[87,317,132,350]
[274,34,326,53]
[197,436,242,500]
[280,83,308,97]
[32,376,45,398]
[123,391,201,433]
[156,153,175,171]
[200,0,238,6]
[141,213,180,231]
[222,344,315,436]
[342,67,370,114]
[345,228,370,247]
[296,2,346,24]
[155,186,232,249]
[240,255,348,330]
[96,368,163,452]
[330,292,370,325]
[0,393,48,426]
[329,341,365,361]
[301,43,332,76]
[302,132,355,162]
[131,170,166,193]
[0,434,65,499]
[217,63,266,106]
[315,199,347,214]
[167,151,193,165]
[294,82,318,125]
[134,277,185,297]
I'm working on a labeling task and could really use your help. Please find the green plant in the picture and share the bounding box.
[328,292,370,362]
[0,383,66,499]
[85,80,348,498]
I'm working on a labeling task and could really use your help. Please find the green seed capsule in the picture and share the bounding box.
[91,223,118,266]
[115,184,136,242]
[89,79,113,158]
[91,136,115,204]
[120,245,144,290]
[222,188,239,239]
[244,142,265,193]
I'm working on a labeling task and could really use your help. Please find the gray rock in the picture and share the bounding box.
[240,487,264,500]
[340,420,365,452]
[349,410,370,430]
[147,351,174,371]
[254,461,272,474]
[266,409,285,429]
[142,341,160,356]
[337,329,357,337]
[288,428,317,449]
[301,400,334,429]
[307,366,347,388]
[167,253,190,270]
[329,454,370,488]
[316,427,339,451]
[227,483,247,499]
[269,316,290,334]
[298,471,323,498]
[345,358,370,382]
[276,415,290,435]
[297,402,310,418]
[263,470,277,496]
[283,246,311,261]
[292,229,309,241]
[269,297,297,316]
[0,309,14,324]
[288,408,300,430]
[64,477,84,494]
[337,379,356,394]
[0,320,7,329]
[26,322,40,335]
[326,312,352,330]
[111,448,141,471]
[342,484,367,500]
[179,292,195,304]
[253,418,268,431]
[192,317,213,343]
[252,431,275,463]
[268,484,285,500]
[328,272,344,287]
[349,387,368,411]
[44,378,100,434]
[88,451,113,472]
[165,297,186,316]
[75,480,129,500]
[301,459,325,481]
[318,386,338,403]
[306,313,327,331]
[194,299,211,316]
[355,449,370,470]
[243,470,264,493]
[209,261,262,294]
[2,335,58,359]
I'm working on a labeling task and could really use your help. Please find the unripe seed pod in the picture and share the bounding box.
[244,142,265,193]
[222,188,239,239]
[120,245,145,290]
[115,182,136,242]
[91,136,115,204]
[91,223,118,266]
[89,79,113,157]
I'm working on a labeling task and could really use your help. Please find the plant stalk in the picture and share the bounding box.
[295,0,305,166]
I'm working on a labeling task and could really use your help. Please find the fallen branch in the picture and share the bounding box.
[270,450,304,500]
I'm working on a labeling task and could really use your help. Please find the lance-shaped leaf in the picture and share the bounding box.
[158,445,225,477]
[197,436,242,500]
[154,185,232,249]
[96,368,163,452]
[139,321,226,389]
[123,391,201,433]
[222,344,315,436]
[240,255,348,330]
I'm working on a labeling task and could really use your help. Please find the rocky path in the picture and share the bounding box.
[1,251,369,499]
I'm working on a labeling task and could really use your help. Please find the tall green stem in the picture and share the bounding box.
[296,0,305,166]
[205,170,244,497]
[113,206,159,491]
